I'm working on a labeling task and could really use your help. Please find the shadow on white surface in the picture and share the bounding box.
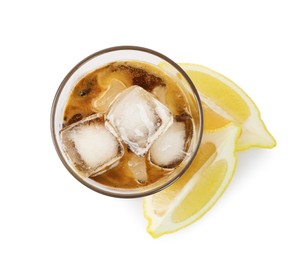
[233,147,276,184]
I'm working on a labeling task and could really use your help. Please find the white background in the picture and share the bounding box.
[1,0,305,259]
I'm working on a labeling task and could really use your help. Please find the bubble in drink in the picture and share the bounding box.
[61,114,124,177]
[105,85,173,156]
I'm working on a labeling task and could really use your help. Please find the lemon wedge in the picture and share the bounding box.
[180,63,276,151]
[144,123,240,238]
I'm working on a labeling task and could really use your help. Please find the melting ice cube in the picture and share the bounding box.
[92,79,126,113]
[105,85,173,156]
[60,114,124,177]
[151,85,167,105]
[149,114,193,169]
[127,153,148,184]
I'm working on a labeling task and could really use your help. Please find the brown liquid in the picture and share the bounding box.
[63,61,193,189]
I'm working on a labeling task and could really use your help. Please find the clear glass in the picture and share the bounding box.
[51,46,203,198]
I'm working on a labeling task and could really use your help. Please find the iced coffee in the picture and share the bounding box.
[60,61,195,189]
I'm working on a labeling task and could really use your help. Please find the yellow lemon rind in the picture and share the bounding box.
[179,63,276,150]
[143,124,241,238]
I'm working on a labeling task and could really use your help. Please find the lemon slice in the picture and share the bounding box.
[180,63,276,151]
[143,123,240,238]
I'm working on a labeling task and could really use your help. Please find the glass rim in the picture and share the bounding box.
[50,45,203,198]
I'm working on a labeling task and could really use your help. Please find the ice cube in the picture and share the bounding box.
[60,113,124,177]
[105,85,173,156]
[92,79,126,113]
[149,115,193,169]
[127,153,147,184]
[151,85,167,105]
